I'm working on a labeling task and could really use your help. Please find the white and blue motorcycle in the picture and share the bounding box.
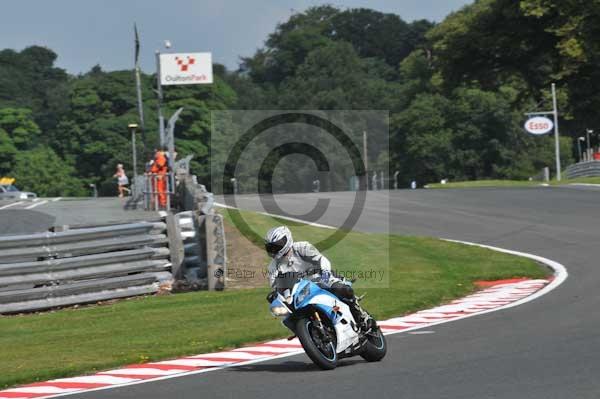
[269,275,387,370]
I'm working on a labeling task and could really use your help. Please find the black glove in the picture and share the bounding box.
[266,291,277,303]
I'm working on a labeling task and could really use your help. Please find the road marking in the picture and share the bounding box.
[5,274,563,399]
[52,197,62,202]
[1,386,82,394]
[0,201,23,210]
[0,211,568,399]
[214,202,336,229]
[51,376,137,385]
[24,200,48,210]
[443,240,568,312]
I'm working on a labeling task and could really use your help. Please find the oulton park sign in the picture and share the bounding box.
[524,116,554,135]
[160,52,213,86]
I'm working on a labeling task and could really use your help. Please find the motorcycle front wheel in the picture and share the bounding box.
[296,317,337,370]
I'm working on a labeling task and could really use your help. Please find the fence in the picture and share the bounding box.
[143,173,175,211]
[0,173,227,314]
[564,161,600,179]
[0,220,173,314]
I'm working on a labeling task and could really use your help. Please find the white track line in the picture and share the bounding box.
[214,200,567,316]
[443,239,567,311]
[52,197,62,202]
[24,200,48,209]
[0,208,568,399]
[0,201,23,210]
[215,202,336,229]
[3,254,566,399]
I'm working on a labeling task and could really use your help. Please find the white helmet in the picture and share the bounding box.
[264,226,293,259]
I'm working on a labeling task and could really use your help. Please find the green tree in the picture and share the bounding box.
[0,46,69,133]
[11,147,86,196]
[0,107,42,179]
[0,108,41,150]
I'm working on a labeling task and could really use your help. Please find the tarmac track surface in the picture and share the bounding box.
[27,187,600,398]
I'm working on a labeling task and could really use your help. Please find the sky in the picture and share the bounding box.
[0,0,472,75]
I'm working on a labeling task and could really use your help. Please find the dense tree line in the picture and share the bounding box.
[0,48,236,195]
[2,1,594,196]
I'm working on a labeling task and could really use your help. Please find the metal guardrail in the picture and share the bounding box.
[0,173,229,313]
[170,177,226,292]
[0,272,172,314]
[0,220,172,314]
[565,161,600,179]
[0,222,164,249]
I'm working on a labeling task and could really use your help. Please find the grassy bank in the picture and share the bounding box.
[0,209,549,388]
[425,176,600,189]
[425,180,541,189]
[558,177,600,185]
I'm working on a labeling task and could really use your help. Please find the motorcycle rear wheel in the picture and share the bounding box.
[296,317,337,370]
[360,326,387,362]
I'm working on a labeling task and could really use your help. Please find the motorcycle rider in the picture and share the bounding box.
[264,225,373,331]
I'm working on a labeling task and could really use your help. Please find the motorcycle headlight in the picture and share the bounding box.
[296,284,311,304]
[271,306,290,317]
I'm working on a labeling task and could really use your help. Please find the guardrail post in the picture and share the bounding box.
[205,213,226,291]
[165,213,184,280]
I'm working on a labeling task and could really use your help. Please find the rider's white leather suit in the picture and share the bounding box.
[267,241,333,288]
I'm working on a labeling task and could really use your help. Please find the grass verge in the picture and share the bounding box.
[426,176,600,189]
[425,180,541,189]
[553,176,600,185]
[0,209,549,388]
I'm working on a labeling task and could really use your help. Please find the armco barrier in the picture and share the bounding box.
[172,176,227,292]
[0,220,173,314]
[564,160,600,179]
[0,174,228,313]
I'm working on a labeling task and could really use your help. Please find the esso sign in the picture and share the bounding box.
[524,116,554,135]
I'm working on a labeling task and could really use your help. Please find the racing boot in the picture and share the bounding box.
[348,298,374,332]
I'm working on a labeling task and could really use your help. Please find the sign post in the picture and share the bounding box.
[155,51,166,147]
[551,83,561,181]
[586,129,593,160]
[133,24,146,159]
[128,123,139,182]
[152,47,213,209]
[524,83,561,181]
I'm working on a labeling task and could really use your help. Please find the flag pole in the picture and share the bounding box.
[134,23,146,160]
